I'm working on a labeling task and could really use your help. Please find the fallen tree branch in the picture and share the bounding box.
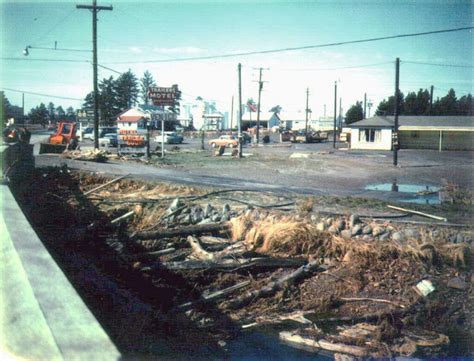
[153,257,307,271]
[131,222,231,240]
[279,331,368,357]
[228,260,322,309]
[387,205,447,222]
[111,210,135,225]
[242,310,316,329]
[187,236,214,260]
[84,173,130,195]
[125,248,176,261]
[339,297,405,309]
[177,280,251,311]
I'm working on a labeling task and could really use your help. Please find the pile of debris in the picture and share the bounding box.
[11,168,473,358]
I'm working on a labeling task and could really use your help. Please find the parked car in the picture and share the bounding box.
[81,127,94,141]
[208,135,238,148]
[99,133,118,147]
[154,131,184,144]
[99,127,117,138]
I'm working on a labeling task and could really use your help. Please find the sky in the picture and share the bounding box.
[1,0,473,118]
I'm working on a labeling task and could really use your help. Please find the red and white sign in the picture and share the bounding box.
[148,85,180,106]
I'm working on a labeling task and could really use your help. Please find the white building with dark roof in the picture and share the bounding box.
[349,115,474,151]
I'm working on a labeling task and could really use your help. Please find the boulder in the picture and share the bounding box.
[167,197,182,215]
[327,225,339,234]
[379,233,390,241]
[325,217,333,226]
[447,276,469,290]
[341,229,352,240]
[404,228,420,240]
[351,224,362,236]
[349,214,360,228]
[392,232,405,242]
[372,226,385,237]
[316,222,326,232]
[204,204,213,218]
[362,225,372,235]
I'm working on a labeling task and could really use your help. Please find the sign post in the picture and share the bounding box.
[148,85,181,158]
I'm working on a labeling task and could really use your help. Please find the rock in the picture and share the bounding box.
[341,229,352,240]
[456,233,465,244]
[404,228,420,240]
[351,224,362,236]
[191,209,203,224]
[334,220,346,231]
[362,235,373,242]
[211,214,221,222]
[198,218,213,225]
[182,214,192,224]
[392,232,405,242]
[431,229,441,239]
[464,235,472,244]
[379,233,390,241]
[217,340,227,348]
[325,217,333,226]
[362,225,372,235]
[204,204,213,218]
[221,212,230,222]
[372,226,385,237]
[349,214,360,228]
[167,197,182,215]
[447,276,469,290]
[327,225,338,234]
[222,204,231,213]
[316,222,326,232]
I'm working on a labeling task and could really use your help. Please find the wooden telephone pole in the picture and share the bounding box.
[393,58,400,166]
[333,81,337,148]
[305,88,310,137]
[238,63,243,158]
[76,0,113,149]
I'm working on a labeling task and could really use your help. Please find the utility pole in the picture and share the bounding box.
[230,95,234,131]
[363,93,367,119]
[393,58,400,166]
[333,81,337,148]
[77,0,113,149]
[429,85,434,114]
[22,93,25,125]
[253,67,268,145]
[339,97,342,130]
[305,88,310,137]
[238,63,243,158]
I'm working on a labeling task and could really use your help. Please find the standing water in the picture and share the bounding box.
[365,182,441,205]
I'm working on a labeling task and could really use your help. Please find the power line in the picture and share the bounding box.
[1,87,83,101]
[30,9,76,46]
[1,57,89,63]
[104,26,474,64]
[277,61,393,71]
[403,60,474,68]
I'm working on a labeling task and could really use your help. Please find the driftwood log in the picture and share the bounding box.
[177,280,251,311]
[132,222,231,240]
[280,331,368,357]
[158,257,307,271]
[187,236,248,261]
[228,260,322,309]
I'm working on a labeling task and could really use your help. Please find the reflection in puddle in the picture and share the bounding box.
[365,181,441,205]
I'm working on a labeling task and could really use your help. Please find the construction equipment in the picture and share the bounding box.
[39,121,79,154]
[291,130,328,143]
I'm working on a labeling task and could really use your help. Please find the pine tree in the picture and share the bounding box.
[345,101,364,124]
[140,70,156,105]
[115,69,139,111]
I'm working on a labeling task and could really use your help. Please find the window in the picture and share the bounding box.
[359,128,381,143]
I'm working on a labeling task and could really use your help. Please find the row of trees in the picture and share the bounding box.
[83,70,181,125]
[345,88,473,124]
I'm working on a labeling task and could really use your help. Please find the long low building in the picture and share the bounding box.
[349,115,474,151]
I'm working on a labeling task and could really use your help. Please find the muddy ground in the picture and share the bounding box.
[10,166,474,359]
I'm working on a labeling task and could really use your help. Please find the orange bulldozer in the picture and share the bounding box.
[39,121,79,154]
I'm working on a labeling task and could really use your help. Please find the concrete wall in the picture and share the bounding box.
[350,128,392,150]
[399,130,474,150]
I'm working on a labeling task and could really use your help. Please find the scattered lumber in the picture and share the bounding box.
[187,236,214,260]
[387,205,447,222]
[177,280,251,311]
[126,248,176,261]
[228,261,322,309]
[340,297,405,309]
[84,173,130,195]
[159,257,307,271]
[242,310,316,329]
[132,222,231,240]
[187,236,248,261]
[111,210,135,225]
[279,331,368,357]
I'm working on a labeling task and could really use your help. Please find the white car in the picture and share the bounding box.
[99,133,118,147]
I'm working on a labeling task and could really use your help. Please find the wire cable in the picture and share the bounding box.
[1,87,83,101]
[276,61,394,71]
[403,60,474,68]
[29,9,76,46]
[104,26,474,64]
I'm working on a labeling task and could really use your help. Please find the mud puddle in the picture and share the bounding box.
[365,182,441,204]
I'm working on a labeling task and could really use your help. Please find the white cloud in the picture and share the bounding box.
[151,46,205,55]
